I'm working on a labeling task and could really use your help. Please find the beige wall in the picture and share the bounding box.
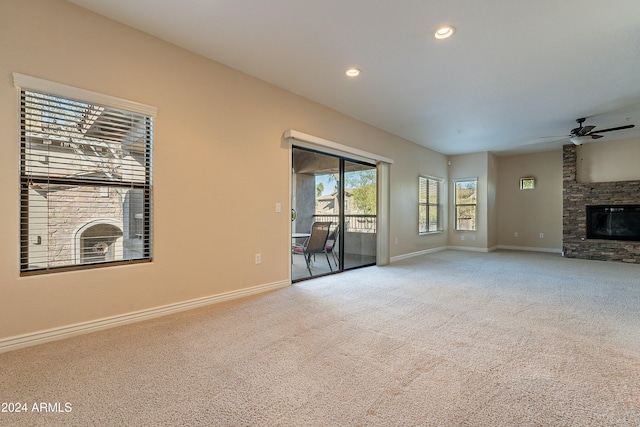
[496,150,563,251]
[487,152,499,249]
[576,137,640,183]
[448,149,564,253]
[447,152,495,250]
[0,0,449,341]
[5,0,627,346]
[390,146,448,257]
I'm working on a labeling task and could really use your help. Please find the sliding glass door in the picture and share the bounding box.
[291,147,377,281]
[342,160,377,270]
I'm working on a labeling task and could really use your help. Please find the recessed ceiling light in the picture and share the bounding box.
[345,67,361,77]
[434,25,455,40]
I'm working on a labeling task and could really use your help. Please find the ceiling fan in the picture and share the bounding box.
[566,117,635,145]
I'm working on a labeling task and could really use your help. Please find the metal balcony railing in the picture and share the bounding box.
[313,214,376,233]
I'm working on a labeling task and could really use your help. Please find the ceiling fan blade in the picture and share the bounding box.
[578,125,595,135]
[545,136,570,145]
[591,134,604,139]
[590,124,635,134]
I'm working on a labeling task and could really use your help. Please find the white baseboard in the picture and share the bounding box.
[390,246,447,263]
[391,244,562,263]
[446,245,494,253]
[0,280,290,354]
[449,245,561,254]
[496,245,562,254]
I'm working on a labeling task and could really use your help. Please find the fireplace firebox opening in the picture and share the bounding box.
[586,205,640,241]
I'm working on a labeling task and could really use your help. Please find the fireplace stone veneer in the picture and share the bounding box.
[563,144,640,263]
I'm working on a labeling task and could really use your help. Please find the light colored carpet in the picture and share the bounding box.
[1,250,640,426]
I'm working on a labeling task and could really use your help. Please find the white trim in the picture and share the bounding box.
[13,73,157,117]
[390,246,447,262]
[0,280,289,354]
[284,130,394,164]
[496,245,562,254]
[391,245,562,262]
[447,245,493,253]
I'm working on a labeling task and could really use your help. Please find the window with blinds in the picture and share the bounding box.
[19,87,153,274]
[419,176,443,234]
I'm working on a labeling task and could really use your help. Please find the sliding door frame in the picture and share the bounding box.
[285,130,393,283]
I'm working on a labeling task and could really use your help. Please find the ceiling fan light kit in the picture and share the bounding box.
[570,136,590,145]
[562,117,635,145]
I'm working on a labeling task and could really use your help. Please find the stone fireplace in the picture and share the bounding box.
[563,144,640,263]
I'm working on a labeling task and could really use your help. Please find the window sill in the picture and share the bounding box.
[419,230,443,236]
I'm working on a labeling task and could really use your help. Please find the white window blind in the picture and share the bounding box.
[419,176,443,233]
[19,87,154,274]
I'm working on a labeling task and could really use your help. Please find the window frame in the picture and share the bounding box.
[418,175,443,234]
[520,177,535,190]
[453,178,478,231]
[15,73,156,275]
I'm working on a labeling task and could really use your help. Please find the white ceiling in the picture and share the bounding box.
[66,0,640,155]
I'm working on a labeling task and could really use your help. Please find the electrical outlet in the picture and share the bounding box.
[255,254,261,264]
[275,203,281,213]
[514,232,519,237]
[539,233,544,239]
[394,237,398,245]
[461,235,465,241]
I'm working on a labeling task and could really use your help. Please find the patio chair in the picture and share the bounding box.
[292,221,333,276]
[325,225,339,267]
